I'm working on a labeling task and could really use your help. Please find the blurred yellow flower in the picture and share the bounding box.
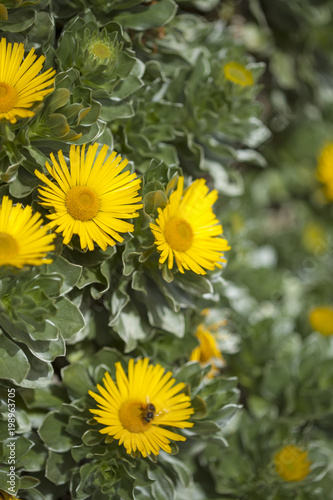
[190,324,225,378]
[89,358,194,457]
[224,61,253,86]
[302,222,327,254]
[150,177,230,275]
[316,143,333,201]
[274,445,311,482]
[309,306,333,336]
[0,38,55,123]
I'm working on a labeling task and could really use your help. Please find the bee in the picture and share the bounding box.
[141,402,156,423]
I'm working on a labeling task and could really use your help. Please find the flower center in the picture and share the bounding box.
[119,400,153,433]
[90,42,113,60]
[164,217,193,252]
[65,185,100,221]
[0,82,18,113]
[0,232,19,259]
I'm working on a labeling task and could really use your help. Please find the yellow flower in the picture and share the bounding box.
[0,37,55,124]
[274,445,311,482]
[0,491,19,500]
[190,324,225,378]
[309,306,333,336]
[316,143,333,201]
[224,61,254,86]
[34,143,143,251]
[150,177,230,275]
[302,222,327,254]
[89,358,194,457]
[0,196,55,268]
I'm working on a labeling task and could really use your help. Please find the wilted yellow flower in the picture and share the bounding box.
[0,38,55,123]
[316,143,333,201]
[274,445,311,482]
[89,359,194,457]
[35,143,143,251]
[150,177,230,275]
[224,61,253,86]
[309,306,333,336]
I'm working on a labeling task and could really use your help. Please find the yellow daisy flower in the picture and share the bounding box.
[150,177,230,275]
[274,445,311,482]
[190,324,225,378]
[224,61,254,86]
[309,306,333,336]
[316,143,333,201]
[0,37,55,124]
[89,358,194,457]
[34,143,143,251]
[0,196,55,268]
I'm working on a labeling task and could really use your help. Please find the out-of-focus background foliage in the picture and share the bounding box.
[0,0,333,498]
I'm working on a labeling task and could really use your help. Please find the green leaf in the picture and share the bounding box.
[0,8,36,31]
[0,330,30,384]
[143,190,168,215]
[191,420,221,434]
[175,362,203,389]
[52,297,85,341]
[111,75,144,100]
[15,443,47,472]
[19,385,69,409]
[46,450,76,485]
[111,304,150,352]
[19,350,54,389]
[45,113,71,138]
[150,470,174,500]
[38,412,73,453]
[48,89,71,114]
[3,436,33,463]
[18,475,40,489]
[98,101,134,121]
[46,256,82,295]
[61,363,94,399]
[114,0,177,30]
[191,396,207,419]
[0,469,19,494]
[82,429,104,446]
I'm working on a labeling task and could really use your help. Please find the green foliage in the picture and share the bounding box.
[1,0,333,498]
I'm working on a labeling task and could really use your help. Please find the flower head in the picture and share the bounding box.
[274,445,311,482]
[224,61,253,86]
[89,358,194,457]
[34,143,143,251]
[0,37,55,124]
[150,177,230,275]
[309,306,333,336]
[0,196,55,268]
[316,143,333,201]
[302,222,327,254]
[79,28,121,77]
[190,324,225,378]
